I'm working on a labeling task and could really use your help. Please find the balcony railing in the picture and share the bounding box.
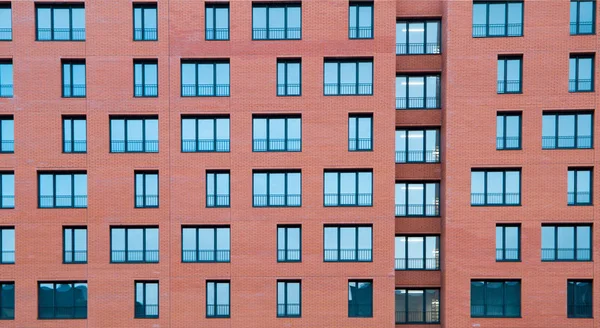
[64,250,87,263]
[349,26,373,39]
[570,21,594,35]
[0,28,11,41]
[252,27,301,40]
[277,249,301,262]
[395,97,440,109]
[471,305,520,317]
[182,249,230,262]
[0,140,13,152]
[395,257,440,270]
[1,195,14,209]
[111,140,158,153]
[542,135,592,149]
[324,248,372,261]
[324,193,372,206]
[472,23,522,37]
[568,191,591,205]
[135,195,159,208]
[39,305,87,319]
[348,138,372,151]
[324,83,373,95]
[134,28,158,41]
[496,248,519,261]
[64,140,87,153]
[207,194,230,207]
[395,150,440,163]
[568,304,593,318]
[63,84,86,97]
[135,304,158,318]
[497,80,522,93]
[182,139,229,152]
[37,28,86,41]
[496,136,520,150]
[181,84,230,97]
[253,138,301,152]
[39,195,87,208]
[395,310,440,324]
[253,194,301,207]
[111,250,159,263]
[206,28,230,40]
[206,304,230,318]
[0,84,13,97]
[1,250,15,263]
[569,79,593,92]
[277,303,301,317]
[395,204,440,217]
[541,248,591,261]
[471,193,520,205]
[134,84,158,97]
[396,43,441,55]
[277,83,301,96]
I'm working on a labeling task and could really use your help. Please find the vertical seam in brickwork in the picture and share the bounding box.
[167,0,172,325]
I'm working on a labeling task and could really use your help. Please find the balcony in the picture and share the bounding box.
[324,83,372,96]
[63,84,86,98]
[395,257,439,270]
[135,195,159,208]
[497,80,521,94]
[206,194,230,208]
[37,28,86,41]
[349,27,372,39]
[252,28,301,40]
[206,28,229,40]
[134,84,158,97]
[182,249,230,263]
[111,140,158,153]
[64,250,87,263]
[472,23,522,37]
[277,249,301,262]
[253,139,301,152]
[395,310,440,324]
[324,249,372,262]
[395,204,439,217]
[134,28,157,41]
[348,138,372,151]
[542,136,592,149]
[63,140,87,153]
[277,84,301,96]
[396,97,440,110]
[496,137,520,150]
[206,304,230,318]
[470,193,520,206]
[395,150,439,163]
[541,248,591,261]
[277,303,301,317]
[496,248,519,261]
[396,43,441,55]
[324,193,372,207]
[181,84,230,97]
[182,139,229,152]
[253,194,301,207]
[39,195,87,208]
[111,250,159,263]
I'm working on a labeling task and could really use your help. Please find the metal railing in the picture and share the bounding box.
[134,28,158,41]
[497,80,521,93]
[207,194,230,207]
[348,138,372,151]
[570,22,594,35]
[496,248,519,261]
[253,138,301,152]
[395,257,439,270]
[277,303,301,317]
[277,249,301,261]
[38,305,87,319]
[542,135,592,149]
[182,249,230,262]
[395,204,440,217]
[39,195,87,208]
[471,304,520,317]
[64,250,87,263]
[135,304,159,318]
[568,191,591,205]
[349,26,373,39]
[324,249,372,261]
[0,84,13,97]
[181,84,230,97]
[134,84,158,97]
[396,97,440,109]
[0,28,11,41]
[396,43,441,55]
[395,150,440,163]
[111,140,158,153]
[253,194,301,207]
[324,193,372,206]
[541,248,591,261]
[135,195,159,208]
[496,136,520,149]
[0,140,13,152]
[568,304,593,318]
[471,193,520,205]
[252,27,301,40]
[111,250,159,263]
[1,250,15,263]
[64,140,87,153]
[206,28,230,40]
[395,310,440,324]
[1,195,14,209]
[206,304,230,317]
[63,84,86,97]
[324,83,372,95]
[182,139,230,152]
[472,23,522,37]
[37,28,86,41]
[569,79,593,92]
[277,83,301,96]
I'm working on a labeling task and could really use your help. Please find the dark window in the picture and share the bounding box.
[253,171,301,207]
[63,227,87,264]
[36,4,85,41]
[0,172,14,209]
[277,59,301,96]
[569,55,594,92]
[395,129,440,163]
[396,75,440,109]
[471,280,521,318]
[542,112,593,149]
[496,113,521,150]
[63,116,86,153]
[206,281,230,318]
[62,60,86,97]
[568,280,592,318]
[542,225,591,261]
[324,170,372,206]
[324,59,373,95]
[472,1,523,37]
[38,282,87,319]
[110,117,158,153]
[38,172,87,208]
[496,225,520,261]
[0,227,14,264]
[277,281,301,317]
[348,280,372,317]
[349,114,372,151]
[206,3,229,40]
[135,171,159,208]
[133,4,157,41]
[395,236,440,270]
[207,171,230,208]
[0,60,13,98]
[570,0,595,35]
[396,20,441,54]
[324,225,372,262]
[395,289,440,324]
[395,182,440,216]
[349,2,373,39]
[471,169,521,206]
[181,60,230,97]
[111,227,159,263]
[181,116,230,152]
[497,56,522,93]
[135,281,158,318]
[0,5,11,41]
[253,116,301,152]
[0,116,13,152]
[252,3,301,40]
[568,168,592,205]
[277,225,301,262]
[0,282,14,320]
[182,226,230,263]
[134,60,158,97]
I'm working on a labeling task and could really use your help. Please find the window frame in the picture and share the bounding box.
[181,225,231,263]
[37,171,87,209]
[495,224,521,262]
[542,111,594,149]
[252,115,302,152]
[277,225,301,262]
[134,281,159,319]
[568,168,593,205]
[472,1,524,38]
[251,3,302,40]
[180,60,230,97]
[395,128,441,163]
[348,280,373,318]
[470,280,521,318]
[181,115,230,152]
[0,172,14,209]
[0,281,14,320]
[394,235,440,270]
[37,281,88,319]
[63,226,87,264]
[206,171,230,208]
[62,116,86,153]
[470,169,521,206]
[134,171,159,208]
[133,3,158,41]
[570,0,596,35]
[396,20,442,55]
[110,116,159,153]
[205,3,230,41]
[277,280,301,318]
[0,116,13,153]
[323,58,374,96]
[395,181,440,217]
[323,170,373,207]
[394,288,441,324]
[348,113,373,151]
[496,112,522,150]
[61,60,86,98]
[206,280,231,318]
[110,226,159,263]
[252,170,302,207]
[569,54,595,92]
[323,225,373,262]
[541,224,592,261]
[0,60,13,98]
[395,74,441,109]
[276,58,302,96]
[133,59,158,97]
[0,4,12,41]
[0,227,14,264]
[567,280,593,318]
[35,3,86,41]
[497,56,523,94]
[348,1,374,39]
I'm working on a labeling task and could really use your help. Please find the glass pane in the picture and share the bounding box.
[252,7,266,29]
[472,4,487,25]
[111,228,125,251]
[198,228,215,251]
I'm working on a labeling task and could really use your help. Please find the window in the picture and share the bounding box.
[496,225,520,261]
[324,59,373,95]
[497,56,522,93]
[471,280,521,318]
[38,172,87,208]
[324,170,372,206]
[135,171,159,208]
[135,281,158,318]
[472,1,523,37]
[324,225,372,262]
[395,289,440,324]
[38,282,87,319]
[181,116,230,152]
[349,2,373,39]
[277,59,301,96]
[568,168,592,205]
[133,4,157,41]
[349,114,372,151]
[0,117,13,153]
[253,116,301,152]
[568,280,592,318]
[0,4,11,41]
[570,0,595,35]
[36,4,85,41]
[0,60,13,97]
[110,117,158,153]
[181,60,230,97]
[569,55,594,92]
[542,225,591,261]
[206,4,229,40]
[206,281,230,318]
[396,75,440,109]
[252,3,301,40]
[277,281,301,317]
[63,116,86,153]
[395,129,440,163]
[0,227,14,264]
[207,171,230,208]
[542,112,593,149]
[395,182,440,216]
[471,169,520,206]
[134,60,158,97]
[0,282,14,320]
[396,20,441,54]
[62,60,85,97]
[111,227,159,263]
[182,226,230,262]
[253,171,301,207]
[496,113,521,150]
[0,172,13,209]
[394,236,440,270]
[277,225,301,262]
[63,227,87,264]
[348,280,372,317]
